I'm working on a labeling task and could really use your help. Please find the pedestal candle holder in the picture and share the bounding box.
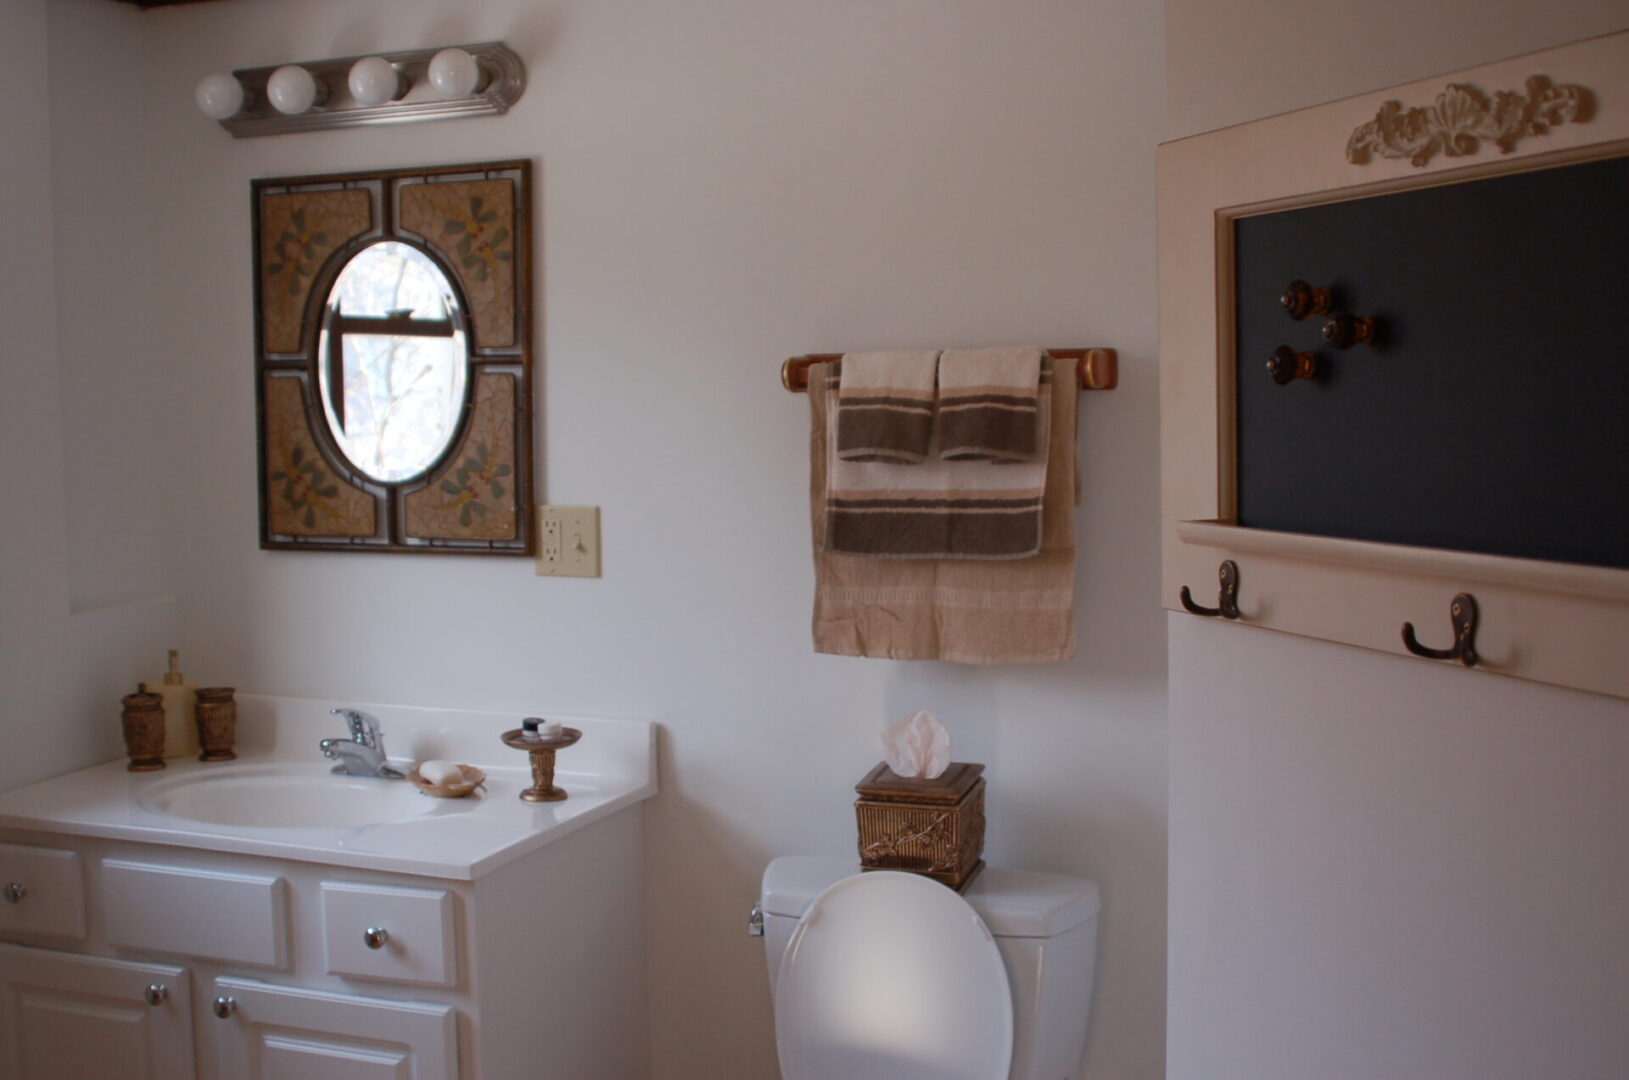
[500,727,582,802]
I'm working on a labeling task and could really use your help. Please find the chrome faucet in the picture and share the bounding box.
[320,708,404,779]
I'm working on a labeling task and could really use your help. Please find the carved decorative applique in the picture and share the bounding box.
[259,190,372,353]
[1346,75,1593,168]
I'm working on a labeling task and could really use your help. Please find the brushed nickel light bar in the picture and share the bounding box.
[195,43,525,138]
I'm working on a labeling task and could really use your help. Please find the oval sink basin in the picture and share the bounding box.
[139,765,437,829]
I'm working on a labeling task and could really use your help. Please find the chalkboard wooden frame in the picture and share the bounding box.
[1158,30,1629,699]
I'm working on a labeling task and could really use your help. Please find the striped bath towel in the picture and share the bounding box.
[937,347,1044,461]
[808,359,1078,664]
[820,359,1054,559]
[835,350,939,463]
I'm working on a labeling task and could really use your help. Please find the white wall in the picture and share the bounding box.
[0,0,174,795]
[1169,622,1629,1079]
[38,1,1169,1076]
[1164,4,1629,1078]
[1165,0,1629,140]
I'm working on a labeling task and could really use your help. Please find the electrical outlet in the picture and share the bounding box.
[536,505,600,577]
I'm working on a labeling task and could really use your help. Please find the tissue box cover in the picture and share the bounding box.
[854,762,985,891]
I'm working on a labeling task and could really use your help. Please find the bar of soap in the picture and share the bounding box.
[538,721,563,738]
[419,760,461,786]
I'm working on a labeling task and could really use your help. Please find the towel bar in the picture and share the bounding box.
[781,348,1118,394]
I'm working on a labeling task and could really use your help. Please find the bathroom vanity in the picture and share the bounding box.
[0,696,657,1080]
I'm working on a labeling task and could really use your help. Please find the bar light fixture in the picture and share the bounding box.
[194,43,525,137]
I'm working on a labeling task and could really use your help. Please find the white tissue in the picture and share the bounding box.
[881,710,951,780]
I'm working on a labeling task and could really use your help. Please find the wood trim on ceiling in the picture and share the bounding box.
[107,1,225,9]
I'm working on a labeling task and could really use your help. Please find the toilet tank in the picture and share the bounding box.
[759,856,1100,1080]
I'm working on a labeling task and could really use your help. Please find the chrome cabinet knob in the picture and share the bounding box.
[364,926,390,949]
[2,883,25,904]
[144,983,169,1006]
[212,996,237,1019]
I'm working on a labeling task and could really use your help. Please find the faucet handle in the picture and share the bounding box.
[331,708,381,748]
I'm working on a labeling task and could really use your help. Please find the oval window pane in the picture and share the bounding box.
[318,241,468,483]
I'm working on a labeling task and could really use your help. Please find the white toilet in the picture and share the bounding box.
[758,856,1100,1080]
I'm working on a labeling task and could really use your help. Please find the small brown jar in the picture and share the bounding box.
[194,687,237,762]
[120,688,166,772]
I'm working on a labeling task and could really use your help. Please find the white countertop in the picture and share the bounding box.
[0,695,657,881]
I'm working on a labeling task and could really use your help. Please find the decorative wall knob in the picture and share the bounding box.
[2,883,25,904]
[144,983,169,1006]
[1280,280,1335,320]
[1267,346,1317,385]
[213,996,237,1019]
[364,927,390,950]
[1322,312,1377,349]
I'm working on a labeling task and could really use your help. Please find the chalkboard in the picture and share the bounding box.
[1234,153,1629,569]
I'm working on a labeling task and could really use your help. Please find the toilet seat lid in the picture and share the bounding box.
[775,871,1013,1080]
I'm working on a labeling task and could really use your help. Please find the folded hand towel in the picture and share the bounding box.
[809,360,1078,665]
[822,361,1054,559]
[936,347,1044,461]
[835,350,939,463]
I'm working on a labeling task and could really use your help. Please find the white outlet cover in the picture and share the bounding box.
[536,505,600,577]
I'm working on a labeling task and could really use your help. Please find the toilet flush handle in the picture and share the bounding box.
[747,903,764,937]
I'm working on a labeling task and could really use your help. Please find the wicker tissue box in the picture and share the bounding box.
[854,761,986,892]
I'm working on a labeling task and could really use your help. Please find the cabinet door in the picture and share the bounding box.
[210,976,457,1080]
[0,943,193,1080]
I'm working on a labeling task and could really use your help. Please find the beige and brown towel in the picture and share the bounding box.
[823,361,1054,560]
[937,346,1044,461]
[810,360,1078,665]
[834,350,939,463]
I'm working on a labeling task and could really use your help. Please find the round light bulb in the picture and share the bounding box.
[266,64,324,115]
[194,72,245,120]
[347,56,401,107]
[427,47,483,99]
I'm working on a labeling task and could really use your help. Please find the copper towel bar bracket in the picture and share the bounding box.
[781,348,1118,394]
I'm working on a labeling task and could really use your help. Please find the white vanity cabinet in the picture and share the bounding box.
[0,802,647,1080]
[0,700,657,1080]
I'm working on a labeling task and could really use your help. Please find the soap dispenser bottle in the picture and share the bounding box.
[152,650,199,758]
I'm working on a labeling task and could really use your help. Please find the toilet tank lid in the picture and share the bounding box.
[762,856,1100,939]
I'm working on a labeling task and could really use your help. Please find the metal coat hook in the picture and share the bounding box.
[1401,593,1479,667]
[1180,560,1241,619]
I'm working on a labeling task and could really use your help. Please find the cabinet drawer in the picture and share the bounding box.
[102,860,288,968]
[322,881,457,987]
[0,843,85,941]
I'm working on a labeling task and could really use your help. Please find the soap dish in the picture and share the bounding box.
[407,764,487,798]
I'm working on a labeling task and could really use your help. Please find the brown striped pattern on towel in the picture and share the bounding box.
[835,350,939,463]
[821,361,1054,559]
[937,347,1044,461]
[809,357,1078,665]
